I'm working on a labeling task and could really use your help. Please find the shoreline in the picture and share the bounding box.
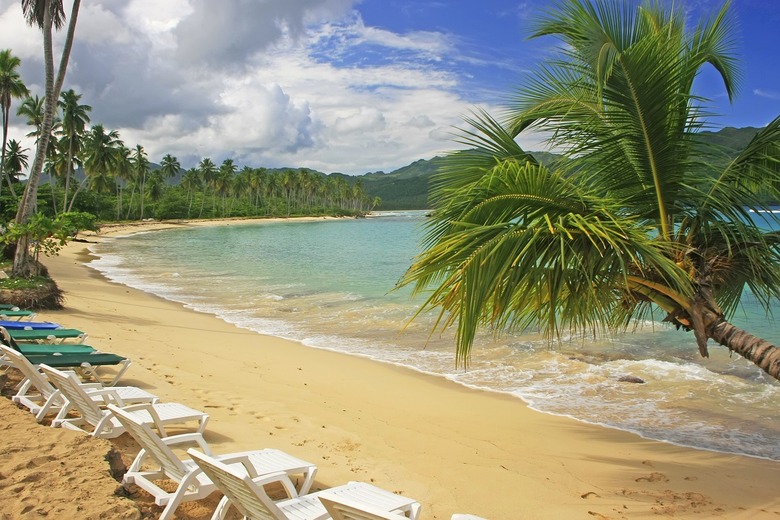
[8,217,780,518]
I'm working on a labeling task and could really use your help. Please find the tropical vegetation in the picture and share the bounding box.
[400,0,780,381]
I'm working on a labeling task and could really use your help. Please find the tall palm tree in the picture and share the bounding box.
[197,157,216,218]
[130,144,150,220]
[13,0,82,277]
[400,0,780,380]
[0,49,30,198]
[79,124,121,205]
[57,88,90,210]
[113,144,132,219]
[180,167,201,217]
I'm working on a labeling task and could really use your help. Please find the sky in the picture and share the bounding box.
[1,0,779,176]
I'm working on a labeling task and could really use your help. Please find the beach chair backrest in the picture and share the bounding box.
[188,449,282,520]
[107,404,190,482]
[0,345,57,401]
[319,494,409,520]
[38,364,109,428]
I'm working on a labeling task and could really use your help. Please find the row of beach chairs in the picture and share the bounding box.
[0,309,485,519]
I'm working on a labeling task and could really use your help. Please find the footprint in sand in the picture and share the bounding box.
[635,472,669,483]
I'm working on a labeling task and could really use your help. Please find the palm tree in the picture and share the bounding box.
[400,0,780,380]
[159,153,180,180]
[130,144,150,220]
[3,139,29,186]
[13,0,82,277]
[113,144,132,219]
[180,168,201,217]
[16,95,44,138]
[57,88,90,210]
[0,49,30,198]
[80,124,121,204]
[197,157,216,218]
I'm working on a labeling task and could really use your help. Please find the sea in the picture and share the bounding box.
[88,210,780,461]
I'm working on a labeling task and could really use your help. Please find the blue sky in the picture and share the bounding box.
[1,0,778,175]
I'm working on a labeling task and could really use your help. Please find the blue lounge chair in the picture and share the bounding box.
[0,319,62,330]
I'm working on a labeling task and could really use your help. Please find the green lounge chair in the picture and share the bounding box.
[0,309,36,320]
[0,326,93,353]
[0,344,157,421]
[23,353,132,386]
[7,328,88,343]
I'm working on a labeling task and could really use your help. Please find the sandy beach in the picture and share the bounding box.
[2,218,780,519]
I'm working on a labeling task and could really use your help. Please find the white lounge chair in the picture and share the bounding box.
[39,364,208,438]
[0,344,158,422]
[187,448,421,520]
[107,404,318,520]
[319,493,412,519]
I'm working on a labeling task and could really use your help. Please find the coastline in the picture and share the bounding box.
[7,217,780,519]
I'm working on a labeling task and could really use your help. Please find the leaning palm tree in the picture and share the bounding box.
[0,49,30,197]
[401,0,780,380]
[57,88,91,210]
[13,0,82,277]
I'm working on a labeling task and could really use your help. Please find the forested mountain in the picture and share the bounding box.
[360,126,764,210]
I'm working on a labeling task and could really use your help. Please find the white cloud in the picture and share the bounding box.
[0,0,508,175]
[754,89,780,101]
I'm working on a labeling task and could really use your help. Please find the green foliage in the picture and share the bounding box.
[399,0,780,376]
[1,211,98,274]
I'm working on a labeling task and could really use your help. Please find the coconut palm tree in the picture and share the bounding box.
[16,95,44,138]
[400,0,780,380]
[130,144,150,220]
[3,139,29,186]
[0,49,30,197]
[197,157,216,218]
[57,88,90,210]
[80,124,121,203]
[180,167,201,217]
[13,0,82,277]
[159,153,180,180]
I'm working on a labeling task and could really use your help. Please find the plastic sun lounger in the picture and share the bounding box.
[0,344,158,422]
[188,450,421,520]
[319,494,414,520]
[0,319,62,330]
[24,352,132,386]
[108,404,317,520]
[7,328,88,343]
[0,309,36,320]
[0,326,95,354]
[40,364,209,439]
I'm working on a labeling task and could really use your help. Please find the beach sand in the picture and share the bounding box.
[2,218,779,519]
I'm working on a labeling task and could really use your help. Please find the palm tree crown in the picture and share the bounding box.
[401,0,780,380]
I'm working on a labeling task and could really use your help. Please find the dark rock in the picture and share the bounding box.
[618,375,646,384]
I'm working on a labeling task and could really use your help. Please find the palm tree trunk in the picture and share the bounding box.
[13,0,81,278]
[1,106,17,198]
[707,317,780,380]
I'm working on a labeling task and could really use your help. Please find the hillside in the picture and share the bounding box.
[358,126,764,210]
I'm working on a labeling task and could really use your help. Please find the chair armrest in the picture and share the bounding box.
[82,387,125,406]
[162,432,212,454]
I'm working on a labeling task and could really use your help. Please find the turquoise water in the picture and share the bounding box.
[89,211,780,461]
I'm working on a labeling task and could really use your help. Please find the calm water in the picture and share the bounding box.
[89,211,780,460]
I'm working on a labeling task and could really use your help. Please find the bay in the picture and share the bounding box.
[89,211,780,461]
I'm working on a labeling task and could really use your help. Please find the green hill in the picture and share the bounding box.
[356,126,764,210]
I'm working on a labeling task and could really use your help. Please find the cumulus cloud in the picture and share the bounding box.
[0,0,515,175]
